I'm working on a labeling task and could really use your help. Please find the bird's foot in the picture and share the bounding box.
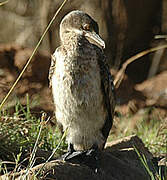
[62,150,86,162]
[82,145,101,173]
[62,144,101,173]
[61,143,78,161]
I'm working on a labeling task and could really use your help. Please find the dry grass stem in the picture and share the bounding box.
[114,44,167,88]
[0,0,9,6]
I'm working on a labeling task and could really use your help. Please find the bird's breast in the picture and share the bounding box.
[55,57,101,104]
[52,49,104,115]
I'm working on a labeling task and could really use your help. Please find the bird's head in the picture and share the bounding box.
[60,10,105,49]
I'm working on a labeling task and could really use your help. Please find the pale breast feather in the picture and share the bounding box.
[48,47,66,87]
[48,51,56,88]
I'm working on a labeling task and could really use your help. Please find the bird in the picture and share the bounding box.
[49,10,115,170]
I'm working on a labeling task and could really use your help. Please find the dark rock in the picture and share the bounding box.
[1,135,157,180]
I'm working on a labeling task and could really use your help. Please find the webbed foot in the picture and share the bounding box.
[82,144,101,173]
[62,144,101,173]
[61,143,76,161]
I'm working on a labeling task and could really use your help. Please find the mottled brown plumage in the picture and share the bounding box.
[49,10,115,153]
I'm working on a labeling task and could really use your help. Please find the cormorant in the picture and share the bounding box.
[49,10,115,171]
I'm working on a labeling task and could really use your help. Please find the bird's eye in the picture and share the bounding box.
[83,24,90,31]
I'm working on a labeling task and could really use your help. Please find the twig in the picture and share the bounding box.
[114,44,167,89]
[0,0,9,6]
[148,44,164,78]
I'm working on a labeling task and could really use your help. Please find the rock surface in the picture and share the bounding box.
[0,135,158,180]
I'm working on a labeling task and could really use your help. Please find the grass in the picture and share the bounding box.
[109,106,167,155]
[0,97,67,165]
[0,96,68,179]
[135,147,166,180]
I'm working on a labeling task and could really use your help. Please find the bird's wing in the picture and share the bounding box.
[48,51,57,88]
[96,48,115,145]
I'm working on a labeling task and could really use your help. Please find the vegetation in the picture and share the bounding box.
[0,97,67,163]
[110,107,167,155]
